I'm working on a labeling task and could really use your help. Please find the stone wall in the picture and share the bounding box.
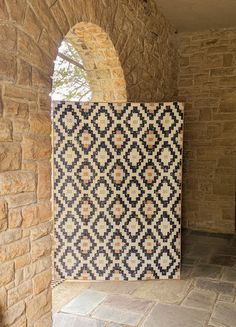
[0,0,178,326]
[178,28,236,233]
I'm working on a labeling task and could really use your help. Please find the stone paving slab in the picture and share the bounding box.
[141,303,210,327]
[210,255,236,267]
[61,289,107,315]
[132,279,192,303]
[89,281,140,295]
[182,289,217,311]
[92,294,152,326]
[221,267,236,283]
[209,302,236,327]
[53,313,105,327]
[195,278,235,296]
[192,264,222,279]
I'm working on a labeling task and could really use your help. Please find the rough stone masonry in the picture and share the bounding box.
[0,0,178,326]
[178,28,236,234]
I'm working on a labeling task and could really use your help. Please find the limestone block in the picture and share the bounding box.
[22,204,38,227]
[33,269,51,295]
[29,113,51,135]
[3,301,25,326]
[37,162,51,200]
[0,0,9,20]
[15,253,31,270]
[26,288,51,322]
[0,200,7,231]
[17,59,32,86]
[0,261,14,287]
[6,192,36,208]
[4,84,37,101]
[0,24,16,52]
[28,0,62,43]
[50,1,69,35]
[37,202,52,223]
[22,135,51,160]
[1,238,30,261]
[3,98,29,118]
[31,221,53,241]
[18,30,52,72]
[31,235,52,262]
[0,228,22,245]
[0,52,16,81]
[8,280,32,307]
[0,119,12,141]
[0,286,7,311]
[0,171,35,195]
[0,142,21,172]
[6,0,26,24]
[23,7,42,42]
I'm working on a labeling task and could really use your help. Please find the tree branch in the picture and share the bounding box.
[58,52,85,70]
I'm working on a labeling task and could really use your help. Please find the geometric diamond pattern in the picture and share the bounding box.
[53,101,184,280]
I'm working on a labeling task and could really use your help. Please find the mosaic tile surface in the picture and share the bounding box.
[53,102,184,280]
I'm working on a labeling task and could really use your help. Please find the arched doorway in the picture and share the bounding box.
[52,22,127,282]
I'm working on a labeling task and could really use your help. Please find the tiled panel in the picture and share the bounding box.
[53,102,183,280]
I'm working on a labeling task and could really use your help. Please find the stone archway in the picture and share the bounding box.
[52,21,127,282]
[65,22,127,102]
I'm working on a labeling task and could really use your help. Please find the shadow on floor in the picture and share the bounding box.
[53,230,236,327]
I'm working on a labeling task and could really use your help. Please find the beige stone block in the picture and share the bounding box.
[38,28,58,59]
[0,238,30,261]
[0,261,14,287]
[0,52,16,81]
[13,119,30,140]
[34,312,52,327]
[23,6,42,41]
[223,53,233,66]
[37,201,52,222]
[0,199,7,231]
[3,300,25,326]
[0,0,9,20]
[39,93,51,112]
[22,160,37,172]
[37,161,51,200]
[0,142,21,172]
[31,235,52,262]
[0,23,16,52]
[29,0,62,43]
[18,30,52,72]
[26,288,51,321]
[8,280,32,307]
[15,253,31,270]
[199,108,212,121]
[4,84,37,101]
[6,0,26,24]
[33,269,51,295]
[31,221,53,241]
[0,119,12,141]
[22,135,51,160]
[32,67,52,89]
[17,59,32,86]
[0,286,7,311]
[6,192,36,208]
[50,0,69,35]
[0,228,22,245]
[0,171,35,195]
[3,98,29,118]
[34,256,52,275]
[22,204,38,227]
[29,113,51,135]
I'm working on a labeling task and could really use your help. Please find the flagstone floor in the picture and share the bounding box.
[52,230,236,327]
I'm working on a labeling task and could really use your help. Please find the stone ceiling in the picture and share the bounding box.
[157,0,236,32]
